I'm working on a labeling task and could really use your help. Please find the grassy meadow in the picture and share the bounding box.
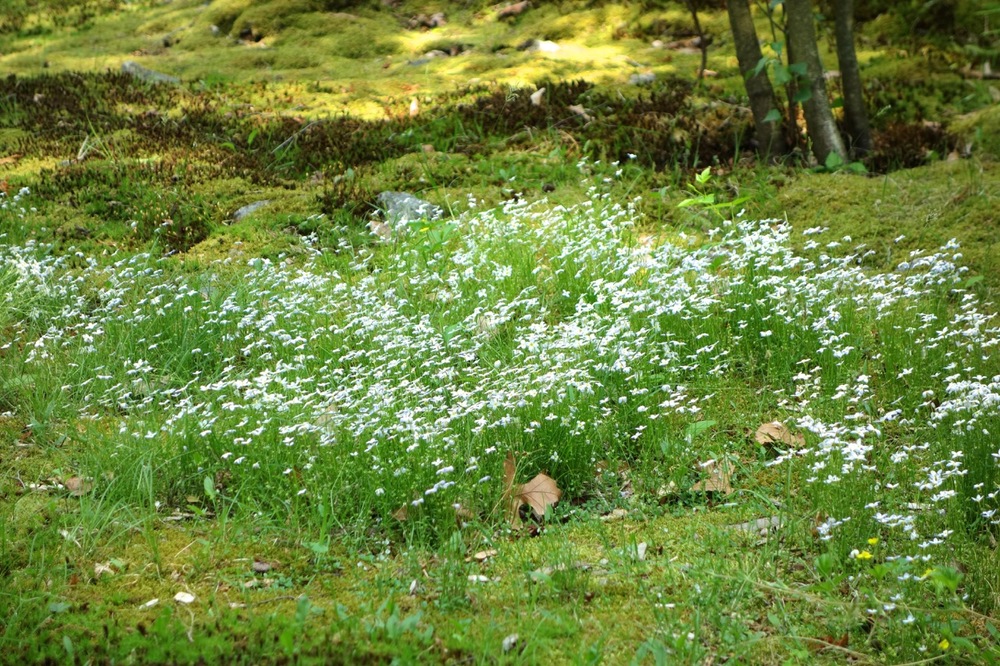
[1,0,999,663]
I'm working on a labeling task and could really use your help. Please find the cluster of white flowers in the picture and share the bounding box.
[2,182,997,572]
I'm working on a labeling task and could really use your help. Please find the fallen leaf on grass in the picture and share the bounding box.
[503,453,562,527]
[94,561,116,577]
[63,476,93,496]
[467,549,497,562]
[690,459,734,495]
[567,104,593,122]
[518,473,561,517]
[755,422,805,448]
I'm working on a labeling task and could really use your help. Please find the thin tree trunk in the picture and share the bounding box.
[726,0,787,160]
[833,0,872,156]
[683,0,712,85]
[784,0,847,165]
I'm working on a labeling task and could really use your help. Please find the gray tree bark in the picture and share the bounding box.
[726,0,787,160]
[784,0,847,164]
[833,0,872,156]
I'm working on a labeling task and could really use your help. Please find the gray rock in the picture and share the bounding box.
[376,191,443,229]
[121,60,180,85]
[233,200,271,221]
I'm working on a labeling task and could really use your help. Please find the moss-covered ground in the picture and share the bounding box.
[1,0,998,663]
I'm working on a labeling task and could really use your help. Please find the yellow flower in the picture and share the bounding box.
[938,638,950,650]
[867,537,879,546]
[855,550,873,560]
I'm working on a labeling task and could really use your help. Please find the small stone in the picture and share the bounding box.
[629,72,656,86]
[121,60,180,85]
[252,560,272,574]
[174,592,196,604]
[232,200,271,221]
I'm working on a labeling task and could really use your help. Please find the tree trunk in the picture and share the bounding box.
[784,0,847,165]
[726,0,786,160]
[833,0,872,157]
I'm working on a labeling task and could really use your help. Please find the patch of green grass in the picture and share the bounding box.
[2,1,999,662]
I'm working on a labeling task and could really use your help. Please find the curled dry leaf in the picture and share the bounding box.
[690,459,734,495]
[94,561,115,577]
[755,422,805,448]
[64,476,93,496]
[503,453,562,526]
[568,104,593,122]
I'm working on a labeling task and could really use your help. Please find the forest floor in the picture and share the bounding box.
[1,1,999,663]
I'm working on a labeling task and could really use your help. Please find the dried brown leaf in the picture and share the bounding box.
[392,504,409,521]
[503,454,516,493]
[64,476,93,496]
[690,459,734,495]
[469,549,497,562]
[755,422,805,448]
[516,473,561,517]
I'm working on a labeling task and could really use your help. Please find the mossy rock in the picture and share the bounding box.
[950,105,1000,161]
[763,159,1000,297]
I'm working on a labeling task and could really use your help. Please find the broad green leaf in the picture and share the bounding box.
[750,56,770,79]
[677,194,715,208]
[788,62,809,76]
[203,475,216,500]
[792,88,812,103]
[763,108,782,123]
[684,419,717,440]
[774,65,792,86]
